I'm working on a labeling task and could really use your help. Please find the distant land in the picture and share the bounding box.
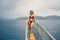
[0,15,60,20]
[15,15,60,20]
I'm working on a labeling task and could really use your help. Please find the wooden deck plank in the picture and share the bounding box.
[30,32,36,40]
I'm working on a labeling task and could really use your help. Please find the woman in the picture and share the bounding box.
[27,10,36,40]
[28,10,35,33]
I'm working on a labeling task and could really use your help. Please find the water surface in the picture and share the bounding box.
[0,19,60,40]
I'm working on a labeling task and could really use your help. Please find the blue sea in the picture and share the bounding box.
[0,19,60,40]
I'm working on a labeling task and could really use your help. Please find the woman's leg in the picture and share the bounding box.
[28,22,31,32]
[30,22,36,40]
[30,22,34,33]
[28,21,34,33]
[30,22,34,29]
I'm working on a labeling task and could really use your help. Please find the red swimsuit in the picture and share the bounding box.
[29,16,34,23]
[28,16,34,29]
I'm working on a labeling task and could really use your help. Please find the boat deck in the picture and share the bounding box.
[30,32,36,40]
[25,20,55,40]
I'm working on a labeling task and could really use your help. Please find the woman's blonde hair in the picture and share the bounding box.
[30,10,34,15]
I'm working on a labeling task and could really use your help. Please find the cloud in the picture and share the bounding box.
[1,0,21,18]
[0,0,60,19]
[37,0,60,16]
[49,3,60,11]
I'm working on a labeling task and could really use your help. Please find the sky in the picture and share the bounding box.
[0,0,60,19]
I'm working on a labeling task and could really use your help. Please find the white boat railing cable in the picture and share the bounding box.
[33,24,42,40]
[25,20,29,40]
[25,19,55,40]
[35,19,55,40]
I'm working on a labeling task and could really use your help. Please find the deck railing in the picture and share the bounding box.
[25,20,55,40]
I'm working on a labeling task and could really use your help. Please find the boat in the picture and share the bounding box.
[25,19,55,40]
